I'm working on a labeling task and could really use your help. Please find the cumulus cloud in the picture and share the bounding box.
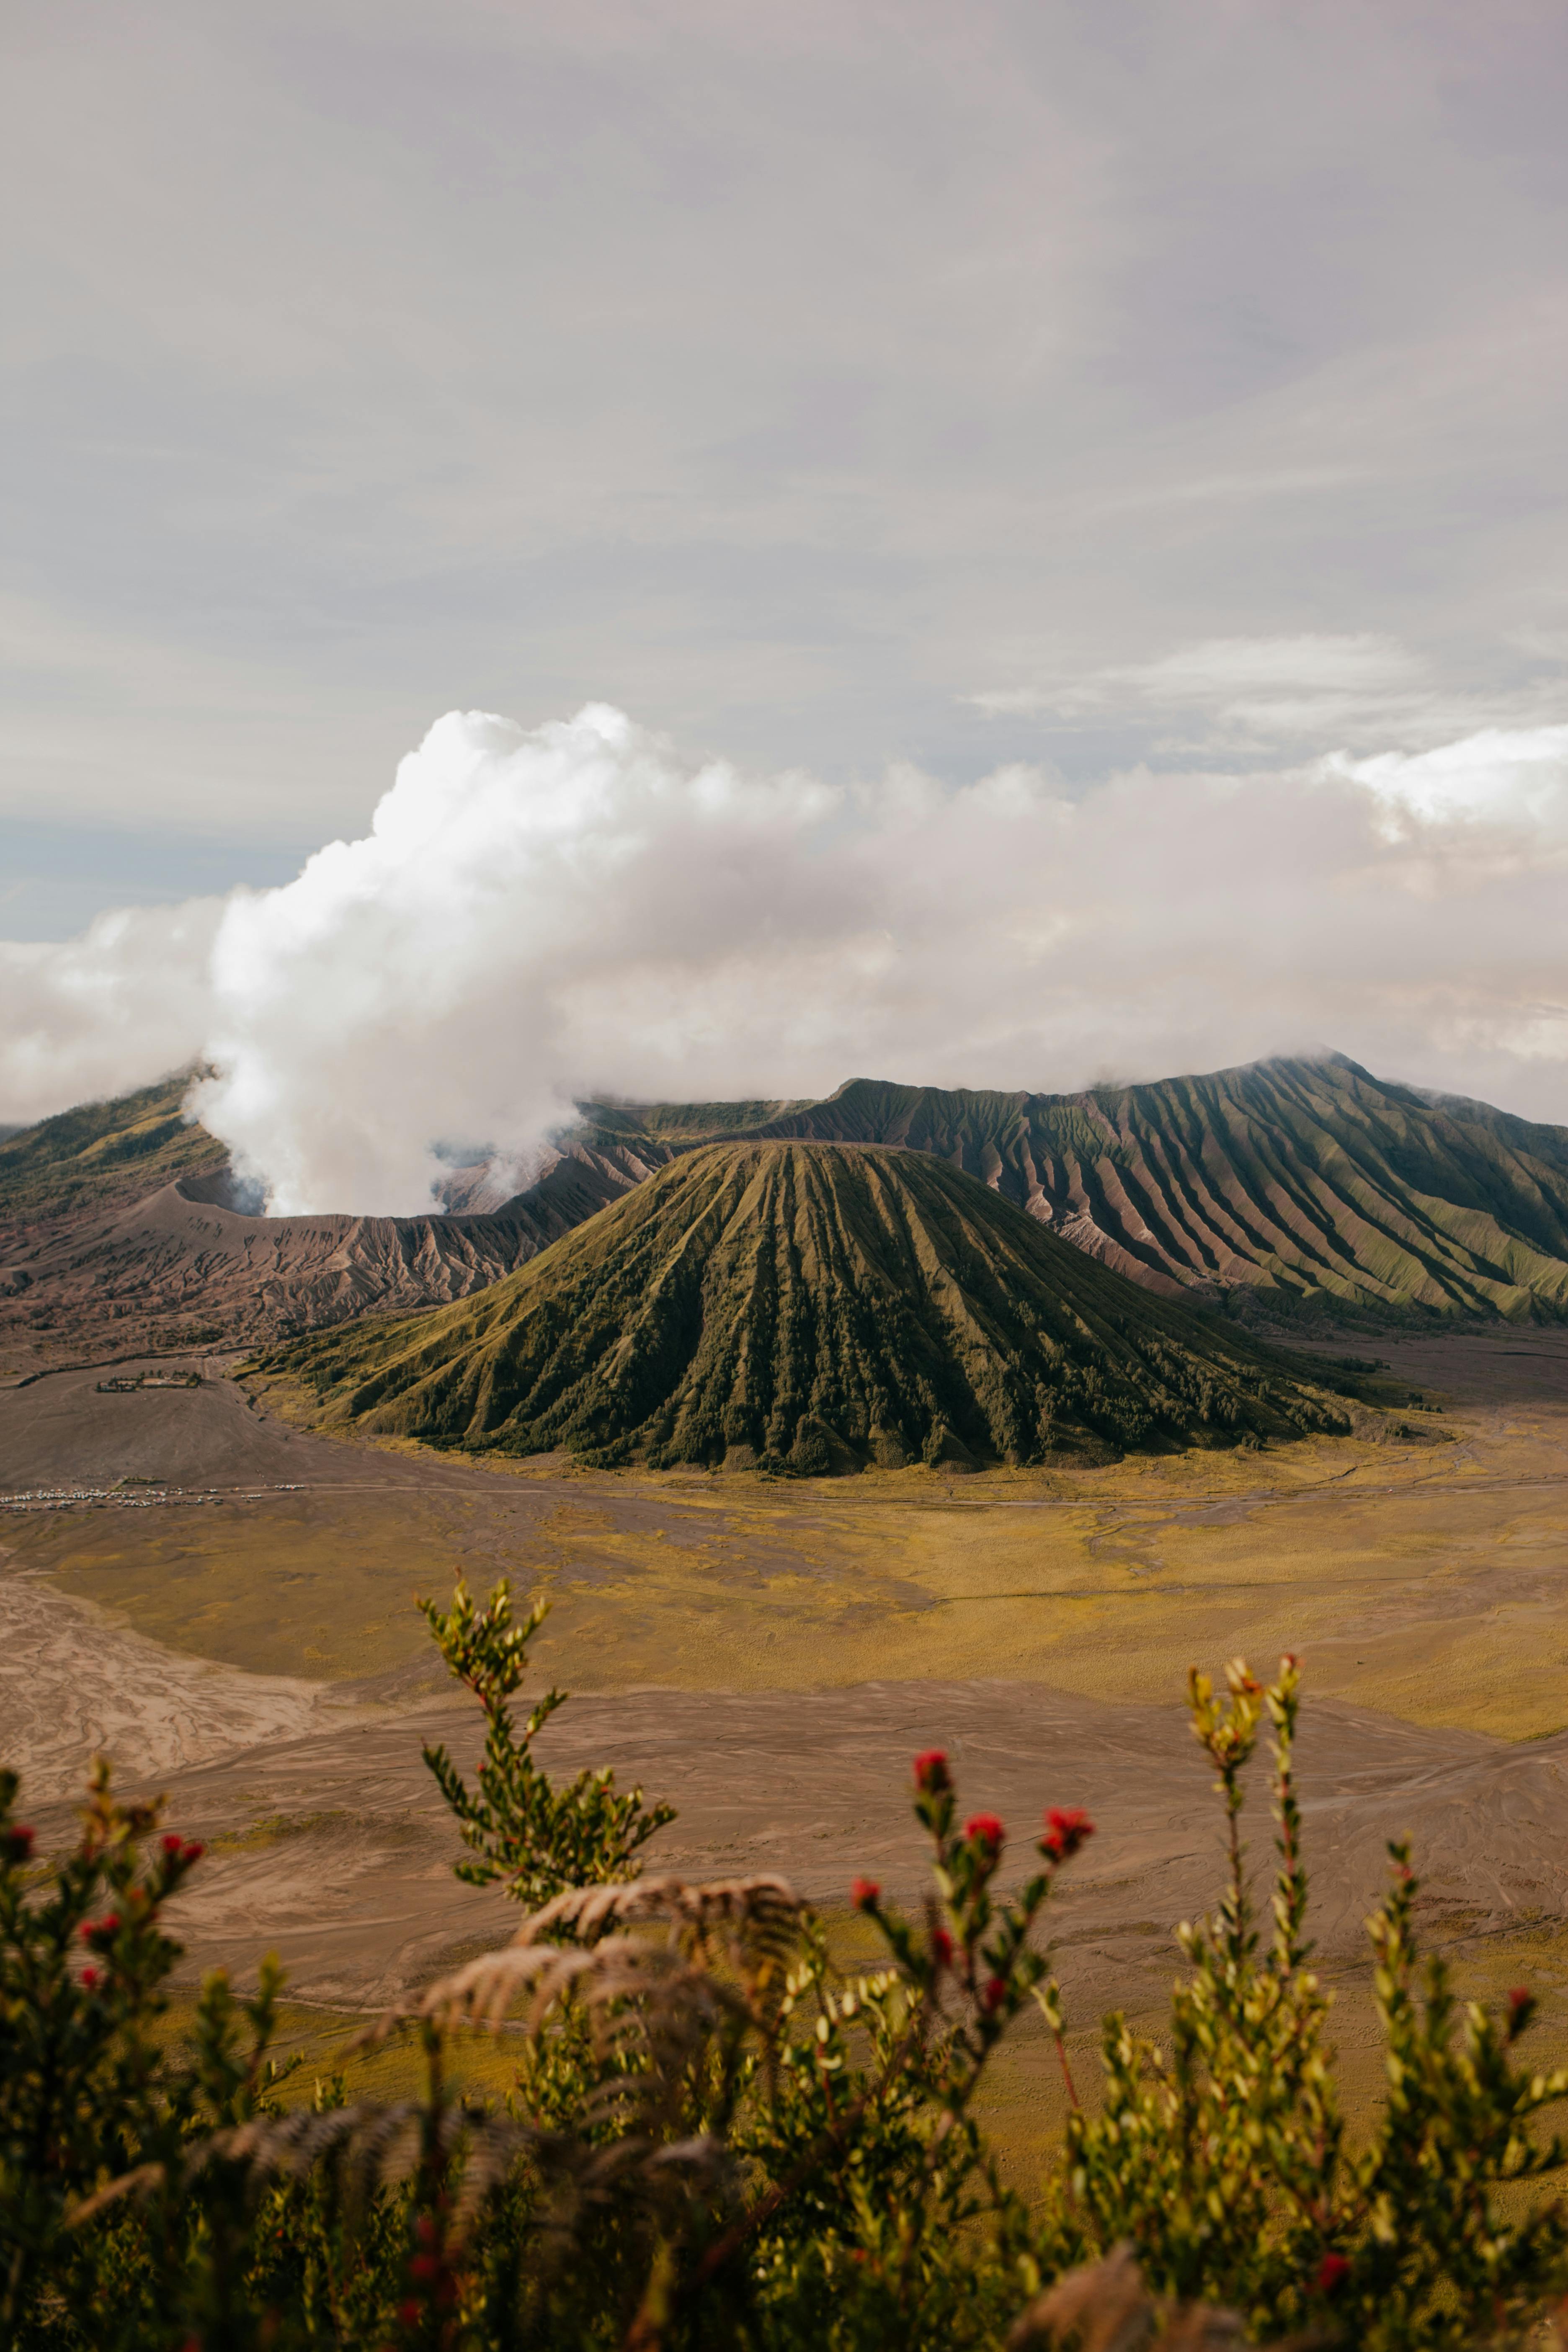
[1333,724,1568,836]
[0,899,219,1127]
[5,701,1568,1209]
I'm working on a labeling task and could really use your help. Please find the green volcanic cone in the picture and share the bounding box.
[264,1141,1350,1471]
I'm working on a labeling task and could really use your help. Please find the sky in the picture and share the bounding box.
[3,2,1568,1204]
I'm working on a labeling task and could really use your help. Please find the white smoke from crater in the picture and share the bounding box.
[193,704,849,1213]
[5,702,1568,1209]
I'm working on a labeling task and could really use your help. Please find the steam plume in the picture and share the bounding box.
[5,705,1568,1212]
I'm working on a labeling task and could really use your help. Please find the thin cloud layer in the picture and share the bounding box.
[970,635,1561,753]
[5,702,1568,1210]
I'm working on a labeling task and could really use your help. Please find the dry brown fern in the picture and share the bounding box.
[513,1870,801,1947]
[1008,2245,1254,2351]
[178,1874,809,2262]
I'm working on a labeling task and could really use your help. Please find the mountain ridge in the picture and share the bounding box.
[8,1050,1568,1372]
[569,1053,1568,1323]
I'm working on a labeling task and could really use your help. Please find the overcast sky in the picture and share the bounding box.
[5,0,1564,924]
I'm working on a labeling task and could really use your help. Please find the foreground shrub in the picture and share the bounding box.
[2,1589,1566,2346]
[1036,1658,1568,2348]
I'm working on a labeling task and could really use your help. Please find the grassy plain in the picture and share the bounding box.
[9,1326,1568,1743]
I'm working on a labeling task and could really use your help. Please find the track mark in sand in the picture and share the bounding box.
[0,1549,364,1801]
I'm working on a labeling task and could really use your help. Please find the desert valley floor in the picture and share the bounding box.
[8,1327,1568,2138]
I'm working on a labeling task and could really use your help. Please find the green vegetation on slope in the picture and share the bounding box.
[579,1093,812,1142]
[265,1140,1349,1469]
[585,1055,1568,1323]
[0,1073,224,1230]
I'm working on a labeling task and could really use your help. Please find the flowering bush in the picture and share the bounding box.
[2,1593,1567,2347]
[1034,1657,1568,2349]
[0,1761,288,2345]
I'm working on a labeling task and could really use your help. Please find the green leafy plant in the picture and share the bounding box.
[1040,1656,1568,2348]
[417,1577,677,1911]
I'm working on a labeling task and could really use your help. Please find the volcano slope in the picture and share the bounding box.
[737,1055,1568,1323]
[265,1142,1350,1470]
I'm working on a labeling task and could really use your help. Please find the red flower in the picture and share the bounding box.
[1315,2253,1350,2295]
[849,1876,880,1912]
[81,1914,120,1946]
[981,1975,1008,2013]
[1507,1986,1535,2038]
[1041,1807,1095,1864]
[913,1749,951,1793]
[162,1832,183,1854]
[181,1840,204,1864]
[397,2302,420,2329]
[415,2215,438,2246]
[2,1826,34,1865]
[931,1926,954,1968]
[408,2252,440,2282]
[80,1967,100,1991]
[965,1812,1006,1849]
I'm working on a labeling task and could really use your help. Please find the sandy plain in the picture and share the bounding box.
[6,1327,1568,2132]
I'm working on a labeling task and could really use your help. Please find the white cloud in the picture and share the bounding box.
[0,900,219,1126]
[8,704,1568,1203]
[972,632,1465,741]
[1329,723,1568,836]
[1124,634,1421,700]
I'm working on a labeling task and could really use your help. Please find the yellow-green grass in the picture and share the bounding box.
[14,1360,1568,1741]
[5,1488,462,1683]
[145,1989,530,2109]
